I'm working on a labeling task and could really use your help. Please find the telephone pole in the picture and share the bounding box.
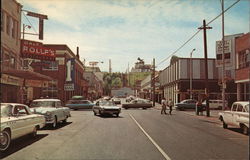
[152,58,155,107]
[198,19,212,117]
[221,0,226,110]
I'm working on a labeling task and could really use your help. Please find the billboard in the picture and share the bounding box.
[21,40,56,61]
[215,40,232,67]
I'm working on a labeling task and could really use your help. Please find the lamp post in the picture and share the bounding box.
[22,24,31,39]
[190,48,196,99]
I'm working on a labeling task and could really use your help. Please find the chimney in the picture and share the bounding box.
[76,46,79,59]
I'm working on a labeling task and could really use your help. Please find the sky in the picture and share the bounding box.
[17,0,249,72]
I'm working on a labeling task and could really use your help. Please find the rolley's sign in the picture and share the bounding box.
[21,40,56,61]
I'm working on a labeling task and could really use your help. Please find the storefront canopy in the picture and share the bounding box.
[2,69,53,81]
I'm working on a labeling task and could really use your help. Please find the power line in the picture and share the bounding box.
[156,0,241,68]
[22,12,38,34]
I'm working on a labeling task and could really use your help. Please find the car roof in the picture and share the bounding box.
[32,99,61,102]
[233,101,249,106]
[0,103,27,106]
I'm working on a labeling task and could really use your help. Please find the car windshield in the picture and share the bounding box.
[0,104,11,117]
[99,101,115,106]
[30,101,56,108]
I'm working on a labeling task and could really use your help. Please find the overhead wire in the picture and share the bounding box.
[156,0,241,68]
[22,11,38,34]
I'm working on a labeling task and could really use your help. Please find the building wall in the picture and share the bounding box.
[159,58,220,104]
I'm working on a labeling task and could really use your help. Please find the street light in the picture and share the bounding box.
[190,48,196,99]
[22,24,31,39]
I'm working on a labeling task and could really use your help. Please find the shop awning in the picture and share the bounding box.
[2,69,53,81]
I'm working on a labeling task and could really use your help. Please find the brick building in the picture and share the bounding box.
[235,33,250,101]
[32,45,88,103]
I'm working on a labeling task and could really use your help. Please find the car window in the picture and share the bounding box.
[13,105,30,116]
[56,101,62,107]
[232,104,237,111]
[30,101,56,108]
[0,104,12,117]
[237,104,243,112]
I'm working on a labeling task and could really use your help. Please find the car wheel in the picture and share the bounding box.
[30,126,38,137]
[0,129,11,152]
[62,117,68,124]
[94,111,97,116]
[241,125,249,135]
[142,107,146,110]
[99,110,102,116]
[222,120,228,129]
[116,113,119,117]
[51,116,57,128]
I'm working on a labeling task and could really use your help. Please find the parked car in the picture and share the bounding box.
[29,99,71,128]
[111,97,121,104]
[219,101,249,135]
[0,103,45,152]
[93,100,121,117]
[122,99,152,109]
[174,99,197,110]
[125,95,135,102]
[202,99,228,110]
[66,100,94,110]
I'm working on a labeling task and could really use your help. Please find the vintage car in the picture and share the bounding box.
[219,101,249,135]
[122,99,152,109]
[66,99,94,110]
[93,100,121,117]
[29,99,71,128]
[202,99,228,110]
[0,103,45,152]
[174,99,197,110]
[111,97,121,104]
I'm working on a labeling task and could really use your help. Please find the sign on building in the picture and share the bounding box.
[21,40,56,61]
[66,58,75,82]
[216,40,232,67]
[64,83,74,91]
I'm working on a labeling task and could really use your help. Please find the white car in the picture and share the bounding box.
[93,100,121,117]
[0,103,45,152]
[202,99,228,110]
[219,101,249,135]
[30,99,71,128]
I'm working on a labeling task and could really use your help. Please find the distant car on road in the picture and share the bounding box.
[219,101,249,135]
[202,99,228,110]
[66,100,94,110]
[125,95,135,102]
[174,99,197,110]
[0,103,45,152]
[111,97,121,104]
[30,99,71,128]
[122,99,152,110]
[93,100,121,117]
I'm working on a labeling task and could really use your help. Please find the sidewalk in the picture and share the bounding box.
[153,102,222,124]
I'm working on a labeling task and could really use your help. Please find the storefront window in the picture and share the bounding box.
[42,60,59,70]
[239,49,250,69]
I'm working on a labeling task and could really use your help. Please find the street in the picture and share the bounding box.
[1,102,248,160]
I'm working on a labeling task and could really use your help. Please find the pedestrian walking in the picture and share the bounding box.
[161,97,167,114]
[168,98,173,115]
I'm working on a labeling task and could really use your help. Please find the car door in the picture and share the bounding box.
[233,104,243,125]
[12,105,32,138]
[57,101,68,121]
[225,103,237,125]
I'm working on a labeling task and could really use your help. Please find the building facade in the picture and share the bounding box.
[235,33,250,101]
[32,45,87,103]
[159,58,220,104]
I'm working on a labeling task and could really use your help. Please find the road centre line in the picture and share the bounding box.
[129,114,171,160]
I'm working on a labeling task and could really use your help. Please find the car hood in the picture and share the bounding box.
[30,107,56,114]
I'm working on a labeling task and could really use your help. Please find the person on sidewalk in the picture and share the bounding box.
[161,97,167,114]
[168,98,173,115]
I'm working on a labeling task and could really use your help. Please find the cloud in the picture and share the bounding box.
[18,0,249,72]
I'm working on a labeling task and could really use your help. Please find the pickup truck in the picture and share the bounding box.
[219,101,249,135]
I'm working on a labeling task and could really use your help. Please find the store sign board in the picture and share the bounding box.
[1,74,22,86]
[26,79,43,87]
[64,83,74,91]
[21,40,56,61]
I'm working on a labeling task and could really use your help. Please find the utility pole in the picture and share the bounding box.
[221,0,226,110]
[152,58,155,106]
[109,59,112,73]
[190,49,196,99]
[198,19,212,117]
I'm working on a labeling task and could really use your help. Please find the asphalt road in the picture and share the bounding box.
[1,105,249,160]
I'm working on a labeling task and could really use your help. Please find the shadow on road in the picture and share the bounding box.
[228,128,249,136]
[41,122,72,130]
[0,134,48,159]
[97,115,124,119]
